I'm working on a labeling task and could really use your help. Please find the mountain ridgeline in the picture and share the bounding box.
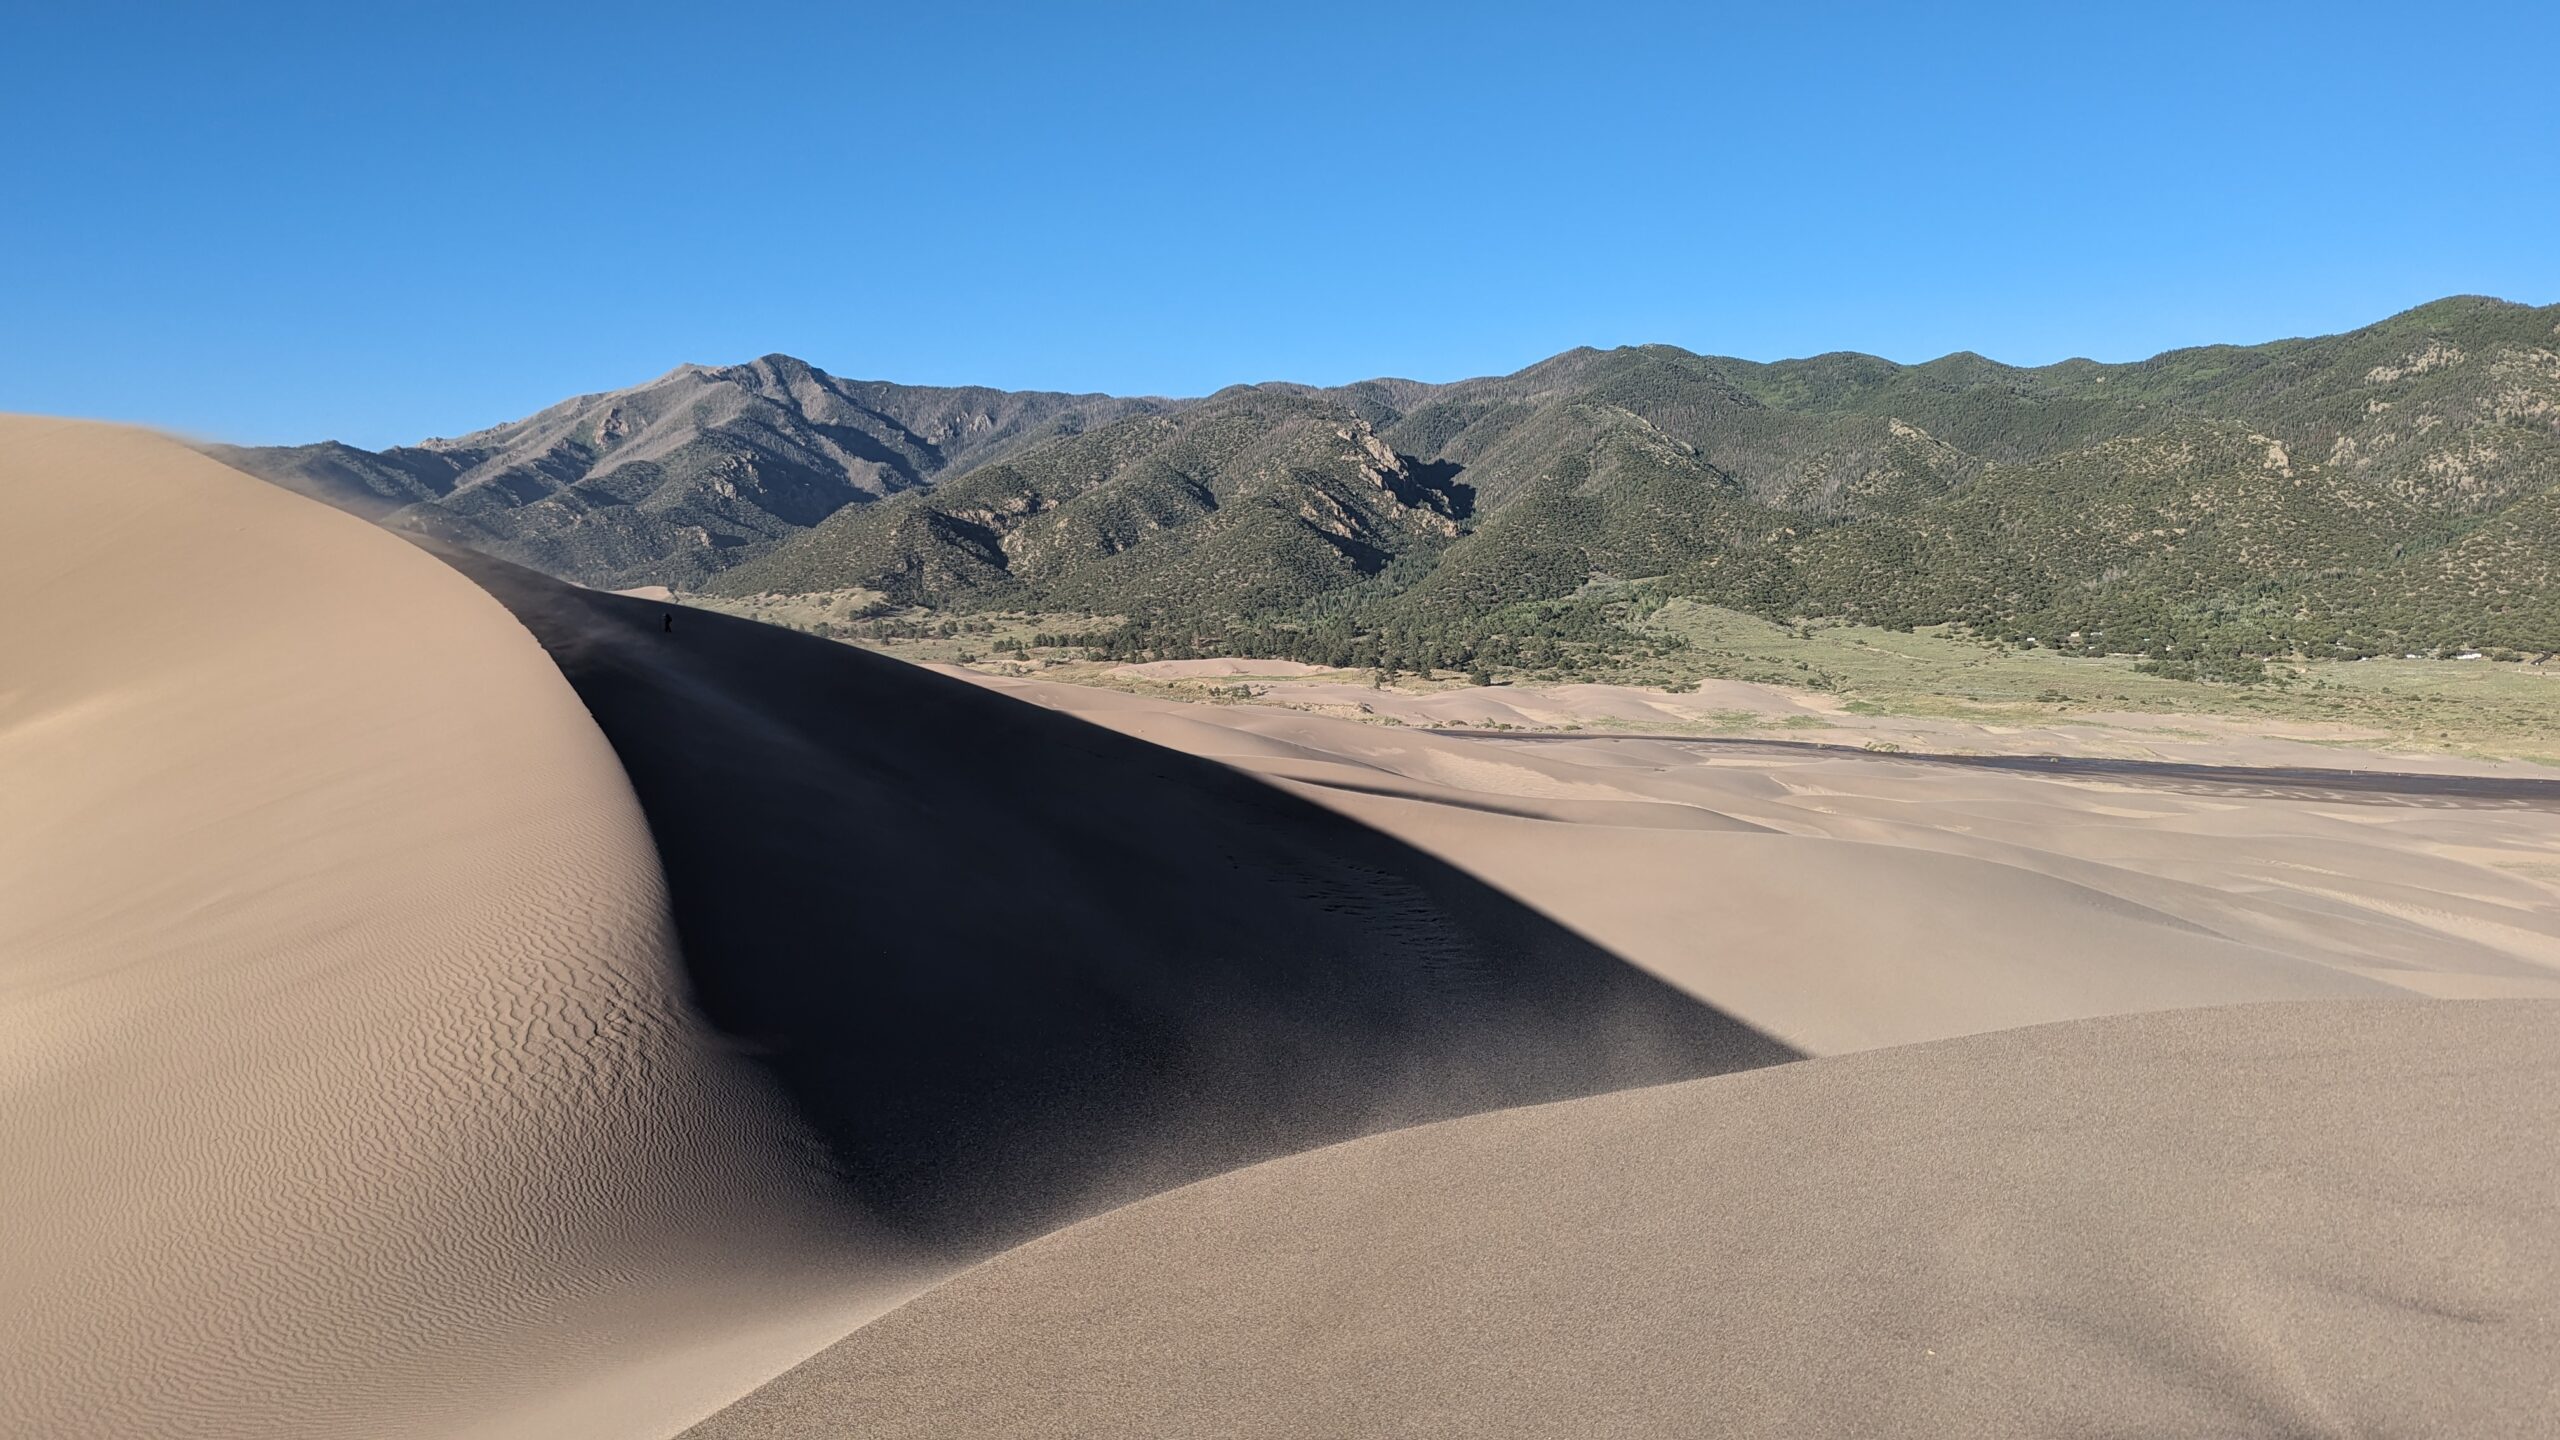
[216,297,2560,666]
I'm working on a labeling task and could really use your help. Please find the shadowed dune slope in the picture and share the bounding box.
[694,999,2560,1440]
[0,419,908,1440]
[436,547,1795,1252]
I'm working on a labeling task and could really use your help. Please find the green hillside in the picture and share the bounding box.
[215,296,2560,663]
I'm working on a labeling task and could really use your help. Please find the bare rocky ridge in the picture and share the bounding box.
[218,358,1160,586]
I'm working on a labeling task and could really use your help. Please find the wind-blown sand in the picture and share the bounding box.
[693,1000,2560,1439]
[0,419,907,1439]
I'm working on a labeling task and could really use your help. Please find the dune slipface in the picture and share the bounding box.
[0,419,907,1440]
[691,999,2560,1439]
[433,547,1795,1254]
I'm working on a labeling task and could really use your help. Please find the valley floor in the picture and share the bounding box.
[690,592,2560,768]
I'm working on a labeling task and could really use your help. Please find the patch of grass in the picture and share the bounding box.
[692,590,2560,763]
[1617,601,2560,761]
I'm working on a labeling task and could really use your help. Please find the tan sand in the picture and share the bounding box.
[432,547,1790,1255]
[972,674,2560,1052]
[691,999,2560,1438]
[0,419,926,1440]
[1115,668,2560,778]
[1108,657,1339,679]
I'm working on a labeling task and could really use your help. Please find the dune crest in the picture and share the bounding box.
[0,419,902,1439]
[435,547,1793,1254]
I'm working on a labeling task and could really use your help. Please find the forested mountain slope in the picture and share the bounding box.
[215,296,2560,657]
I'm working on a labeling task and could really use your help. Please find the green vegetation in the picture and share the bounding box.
[691,591,2560,762]
[1623,602,2560,757]
[699,294,2560,669]
[219,296,2560,674]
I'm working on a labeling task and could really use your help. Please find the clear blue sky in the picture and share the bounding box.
[4,1,2554,448]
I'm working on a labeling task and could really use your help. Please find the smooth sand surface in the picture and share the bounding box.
[971,675,2560,1052]
[0,419,917,1439]
[691,1000,2560,1439]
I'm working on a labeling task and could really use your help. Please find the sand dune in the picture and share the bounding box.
[691,999,2560,1439]
[21,416,2560,1435]
[677,673,2560,1432]
[436,547,1791,1252]
[0,419,908,1439]
[7,420,1788,1436]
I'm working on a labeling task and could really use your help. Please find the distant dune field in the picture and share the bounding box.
[974,670,2560,1051]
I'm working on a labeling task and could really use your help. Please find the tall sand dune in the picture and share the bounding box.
[693,999,2560,1438]
[435,548,1794,1252]
[0,419,912,1439]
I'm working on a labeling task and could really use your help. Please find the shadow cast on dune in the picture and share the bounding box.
[434,544,1797,1253]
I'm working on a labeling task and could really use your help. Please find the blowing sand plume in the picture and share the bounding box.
[436,546,1794,1252]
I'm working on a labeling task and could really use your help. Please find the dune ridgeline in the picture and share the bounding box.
[6,415,2559,1438]
[0,418,1779,1436]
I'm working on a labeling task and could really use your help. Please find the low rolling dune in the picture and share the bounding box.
[680,675,2560,1434]
[692,1000,2560,1439]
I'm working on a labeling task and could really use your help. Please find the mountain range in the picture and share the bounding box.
[213,295,2560,662]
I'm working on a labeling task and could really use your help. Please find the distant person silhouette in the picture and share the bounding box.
[662,612,674,634]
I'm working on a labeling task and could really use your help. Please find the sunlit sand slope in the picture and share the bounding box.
[695,999,2560,1439]
[0,419,895,1440]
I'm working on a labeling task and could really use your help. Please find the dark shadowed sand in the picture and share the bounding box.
[436,546,1794,1252]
